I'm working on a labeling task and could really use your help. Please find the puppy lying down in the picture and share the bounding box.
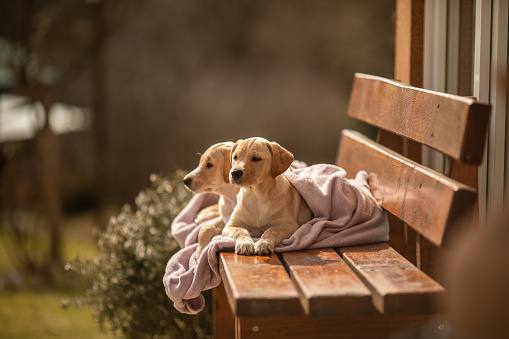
[222,137,313,255]
[183,142,239,258]
[165,154,389,314]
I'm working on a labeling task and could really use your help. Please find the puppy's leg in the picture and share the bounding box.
[254,219,300,255]
[196,216,224,260]
[222,222,255,255]
[195,204,220,225]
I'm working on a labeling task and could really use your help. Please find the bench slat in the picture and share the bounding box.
[281,249,373,317]
[236,313,432,339]
[347,73,490,164]
[338,242,445,314]
[219,252,302,317]
[337,129,476,245]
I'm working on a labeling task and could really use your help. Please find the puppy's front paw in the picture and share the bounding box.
[235,238,255,255]
[254,239,274,255]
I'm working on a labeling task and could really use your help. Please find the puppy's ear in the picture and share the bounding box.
[268,141,294,178]
[230,140,241,163]
[222,146,233,183]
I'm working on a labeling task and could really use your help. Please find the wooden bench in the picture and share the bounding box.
[213,73,491,339]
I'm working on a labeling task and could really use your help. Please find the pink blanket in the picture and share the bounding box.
[163,164,389,314]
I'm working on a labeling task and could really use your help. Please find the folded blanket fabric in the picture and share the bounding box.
[163,164,389,314]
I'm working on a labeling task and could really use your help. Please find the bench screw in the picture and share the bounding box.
[252,326,260,332]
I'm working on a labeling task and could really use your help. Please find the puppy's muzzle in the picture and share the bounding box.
[231,170,243,183]
[183,177,192,187]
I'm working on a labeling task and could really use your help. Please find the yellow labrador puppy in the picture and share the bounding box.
[222,137,313,255]
[183,142,239,258]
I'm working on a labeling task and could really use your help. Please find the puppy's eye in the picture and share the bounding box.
[206,162,213,168]
[252,157,261,162]
[233,155,238,161]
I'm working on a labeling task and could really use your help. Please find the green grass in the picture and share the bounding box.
[0,291,115,339]
[62,212,104,261]
[0,211,117,339]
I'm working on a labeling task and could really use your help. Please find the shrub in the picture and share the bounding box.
[68,171,212,339]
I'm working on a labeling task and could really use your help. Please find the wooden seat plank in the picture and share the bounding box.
[338,242,445,314]
[337,129,477,246]
[280,248,373,317]
[219,252,302,318]
[347,73,490,165]
[236,313,432,339]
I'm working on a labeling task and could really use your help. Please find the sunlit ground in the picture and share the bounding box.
[0,212,115,339]
[0,291,114,339]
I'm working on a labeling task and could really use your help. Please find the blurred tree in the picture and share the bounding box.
[0,0,106,270]
[89,0,109,229]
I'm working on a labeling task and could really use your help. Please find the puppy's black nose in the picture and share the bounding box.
[183,178,192,187]
[231,170,243,181]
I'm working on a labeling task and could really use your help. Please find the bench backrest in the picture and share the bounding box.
[336,73,491,247]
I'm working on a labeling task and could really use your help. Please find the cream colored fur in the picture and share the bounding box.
[222,137,312,255]
[183,142,239,258]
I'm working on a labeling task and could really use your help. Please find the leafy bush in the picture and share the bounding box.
[68,171,212,339]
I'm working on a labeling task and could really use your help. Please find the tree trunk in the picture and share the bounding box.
[92,1,109,229]
[36,100,62,266]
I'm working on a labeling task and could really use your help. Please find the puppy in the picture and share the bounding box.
[183,142,239,258]
[222,137,313,255]
[194,204,221,226]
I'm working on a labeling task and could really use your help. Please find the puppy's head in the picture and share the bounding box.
[230,137,294,187]
[183,142,234,193]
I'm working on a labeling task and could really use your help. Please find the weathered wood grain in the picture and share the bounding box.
[337,130,477,245]
[280,249,373,317]
[236,313,432,339]
[213,282,236,339]
[338,242,445,314]
[347,73,490,164]
[377,130,420,267]
[219,252,302,317]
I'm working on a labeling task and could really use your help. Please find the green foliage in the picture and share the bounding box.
[69,171,212,339]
